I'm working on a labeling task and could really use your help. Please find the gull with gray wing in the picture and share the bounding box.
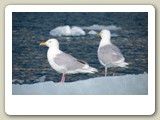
[40,38,98,82]
[97,30,128,76]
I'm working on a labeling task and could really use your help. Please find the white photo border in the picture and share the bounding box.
[5,5,155,115]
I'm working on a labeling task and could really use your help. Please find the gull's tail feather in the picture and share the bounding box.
[80,64,98,74]
[118,62,129,68]
[87,66,98,73]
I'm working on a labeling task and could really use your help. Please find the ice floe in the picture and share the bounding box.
[12,73,148,95]
[49,25,85,36]
[81,24,121,31]
[49,25,121,37]
[88,30,97,35]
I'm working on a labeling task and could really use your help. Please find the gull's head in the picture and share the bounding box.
[99,29,111,39]
[40,38,59,48]
[98,30,112,46]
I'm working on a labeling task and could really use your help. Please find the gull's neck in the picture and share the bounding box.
[47,46,62,57]
[99,37,111,48]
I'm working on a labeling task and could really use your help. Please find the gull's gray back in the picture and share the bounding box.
[98,44,124,65]
[54,52,85,70]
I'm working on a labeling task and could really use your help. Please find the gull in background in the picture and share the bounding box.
[97,30,128,76]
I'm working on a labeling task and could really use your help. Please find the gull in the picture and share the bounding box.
[40,38,98,82]
[97,30,128,76]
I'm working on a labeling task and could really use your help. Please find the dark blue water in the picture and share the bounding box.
[12,12,148,83]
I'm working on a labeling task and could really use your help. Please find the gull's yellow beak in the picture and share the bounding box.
[96,33,100,36]
[40,42,46,46]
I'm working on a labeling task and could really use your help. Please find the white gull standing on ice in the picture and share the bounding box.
[40,39,98,82]
[97,30,128,76]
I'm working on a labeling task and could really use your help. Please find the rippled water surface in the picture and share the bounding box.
[12,12,148,83]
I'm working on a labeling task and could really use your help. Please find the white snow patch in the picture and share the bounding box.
[12,73,148,95]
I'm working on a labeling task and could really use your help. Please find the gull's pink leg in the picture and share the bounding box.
[112,68,116,76]
[105,67,107,77]
[60,73,66,83]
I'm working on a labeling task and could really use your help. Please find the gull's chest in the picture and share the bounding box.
[47,49,65,73]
